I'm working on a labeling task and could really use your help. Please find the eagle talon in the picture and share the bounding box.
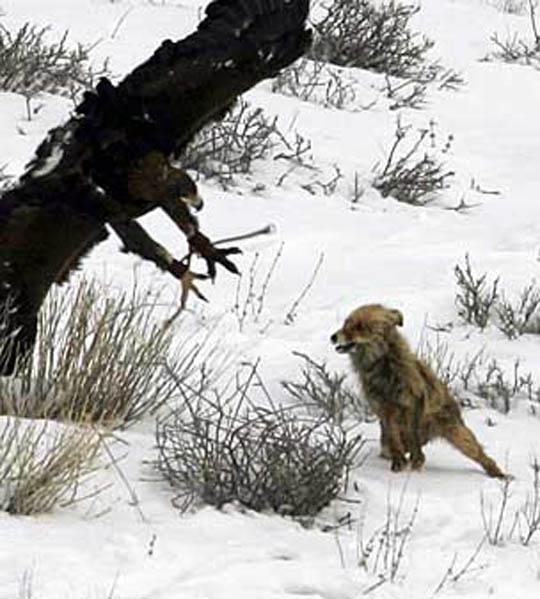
[189,232,241,280]
[180,269,209,309]
[168,257,210,309]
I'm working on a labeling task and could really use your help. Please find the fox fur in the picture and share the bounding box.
[331,304,505,478]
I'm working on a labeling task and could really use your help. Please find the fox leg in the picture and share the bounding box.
[410,399,426,471]
[379,419,391,460]
[409,434,425,471]
[442,423,505,478]
[383,408,408,472]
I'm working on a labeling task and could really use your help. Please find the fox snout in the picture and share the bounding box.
[330,329,356,353]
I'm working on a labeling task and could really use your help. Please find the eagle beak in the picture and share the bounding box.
[193,194,204,212]
[182,193,204,212]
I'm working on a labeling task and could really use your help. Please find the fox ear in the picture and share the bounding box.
[389,309,403,327]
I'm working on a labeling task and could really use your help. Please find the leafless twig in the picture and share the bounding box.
[284,252,324,324]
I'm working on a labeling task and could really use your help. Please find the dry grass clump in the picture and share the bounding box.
[0,417,102,515]
[0,279,200,429]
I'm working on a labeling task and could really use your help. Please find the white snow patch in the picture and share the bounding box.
[0,0,540,598]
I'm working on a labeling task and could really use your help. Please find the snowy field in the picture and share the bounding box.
[2,0,540,597]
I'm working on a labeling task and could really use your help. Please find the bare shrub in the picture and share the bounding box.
[0,23,109,101]
[181,100,311,188]
[419,334,535,413]
[515,457,540,545]
[156,363,364,516]
[290,0,464,112]
[414,62,465,90]
[0,417,102,515]
[480,456,540,547]
[311,0,433,78]
[476,358,534,413]
[433,537,487,595]
[454,254,499,329]
[232,246,323,331]
[282,351,371,425]
[487,31,539,63]
[382,66,464,111]
[300,165,343,196]
[284,251,324,325]
[382,75,428,110]
[271,57,358,109]
[0,279,201,429]
[373,118,454,205]
[358,484,419,592]
[418,335,485,399]
[490,0,529,14]
[484,0,540,64]
[455,256,540,337]
[480,476,513,545]
[233,243,284,332]
[496,282,540,339]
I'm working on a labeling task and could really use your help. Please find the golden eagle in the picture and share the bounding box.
[0,0,311,374]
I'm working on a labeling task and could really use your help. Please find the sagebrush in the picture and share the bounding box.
[454,255,540,338]
[156,363,364,516]
[282,351,372,425]
[484,0,540,65]
[454,254,499,329]
[419,334,536,414]
[0,23,109,101]
[181,100,311,187]
[272,58,357,109]
[374,119,454,205]
[311,0,433,78]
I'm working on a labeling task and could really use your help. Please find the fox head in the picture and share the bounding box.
[331,304,403,362]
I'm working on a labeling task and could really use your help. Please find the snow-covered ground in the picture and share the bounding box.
[2,0,540,597]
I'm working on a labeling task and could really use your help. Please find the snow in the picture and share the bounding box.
[1,0,540,598]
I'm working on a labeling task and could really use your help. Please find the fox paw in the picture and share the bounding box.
[410,452,426,471]
[391,456,408,472]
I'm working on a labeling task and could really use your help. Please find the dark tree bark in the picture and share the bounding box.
[0,0,311,374]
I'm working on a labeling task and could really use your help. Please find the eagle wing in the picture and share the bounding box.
[0,0,311,374]
[116,0,311,156]
[72,0,311,168]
